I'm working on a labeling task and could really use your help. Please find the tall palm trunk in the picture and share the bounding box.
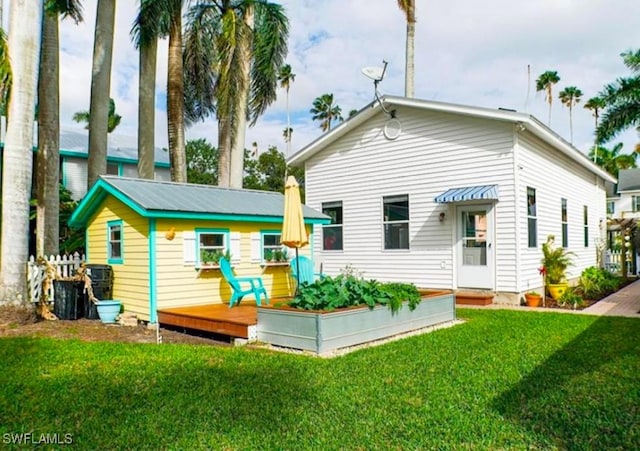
[1,0,43,305]
[87,0,115,190]
[167,14,187,183]
[218,117,232,187]
[36,10,60,256]
[229,4,254,189]
[404,7,415,97]
[138,37,157,180]
[569,103,574,143]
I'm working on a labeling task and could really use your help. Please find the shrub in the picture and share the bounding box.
[289,275,421,313]
[579,266,622,300]
[558,287,584,309]
[541,235,574,284]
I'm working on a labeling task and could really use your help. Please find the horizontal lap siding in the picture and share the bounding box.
[86,197,150,319]
[306,107,516,290]
[517,133,606,291]
[154,221,313,310]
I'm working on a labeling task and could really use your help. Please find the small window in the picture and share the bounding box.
[607,201,615,215]
[527,187,537,248]
[561,198,568,248]
[107,163,120,176]
[633,196,640,213]
[583,205,589,247]
[383,195,409,250]
[107,220,123,263]
[322,201,343,251]
[196,229,228,266]
[262,232,287,262]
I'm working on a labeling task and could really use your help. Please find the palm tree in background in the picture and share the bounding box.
[0,28,11,137]
[584,96,607,132]
[131,0,187,183]
[1,0,43,304]
[73,98,121,132]
[278,63,295,158]
[86,0,115,191]
[396,0,416,97]
[183,0,289,188]
[131,0,159,180]
[588,142,637,177]
[310,93,343,132]
[558,86,583,143]
[36,0,83,257]
[597,49,640,151]
[536,70,560,126]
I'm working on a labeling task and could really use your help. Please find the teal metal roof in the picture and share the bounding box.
[434,185,499,203]
[69,176,330,227]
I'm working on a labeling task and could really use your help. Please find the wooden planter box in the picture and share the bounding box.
[257,290,455,354]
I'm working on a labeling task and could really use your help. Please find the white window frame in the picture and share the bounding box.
[196,228,229,267]
[382,194,410,250]
[322,201,343,251]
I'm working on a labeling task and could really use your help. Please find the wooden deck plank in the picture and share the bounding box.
[157,304,258,339]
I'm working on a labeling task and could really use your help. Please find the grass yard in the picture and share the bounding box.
[1,309,638,449]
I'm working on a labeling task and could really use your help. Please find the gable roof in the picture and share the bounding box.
[60,130,170,167]
[616,168,640,192]
[69,176,330,227]
[289,95,616,183]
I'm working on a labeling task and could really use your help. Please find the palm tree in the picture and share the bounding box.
[131,0,159,180]
[278,63,295,157]
[558,86,583,143]
[0,28,11,140]
[535,70,560,126]
[131,0,187,183]
[597,49,640,150]
[396,0,416,97]
[73,98,121,132]
[86,0,115,191]
[588,142,637,177]
[584,96,607,162]
[310,93,343,132]
[1,0,42,304]
[36,0,83,258]
[183,0,289,188]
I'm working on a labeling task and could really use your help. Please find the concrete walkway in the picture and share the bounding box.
[580,278,640,318]
[459,279,640,318]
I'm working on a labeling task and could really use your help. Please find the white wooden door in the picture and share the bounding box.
[457,205,494,289]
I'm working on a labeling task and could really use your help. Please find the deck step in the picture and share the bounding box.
[455,291,494,306]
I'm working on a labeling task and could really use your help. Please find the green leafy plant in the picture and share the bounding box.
[200,249,231,265]
[558,287,584,309]
[541,235,575,284]
[527,291,540,297]
[264,249,274,262]
[579,266,622,299]
[289,275,421,313]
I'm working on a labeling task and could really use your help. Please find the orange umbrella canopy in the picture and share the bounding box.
[281,176,308,248]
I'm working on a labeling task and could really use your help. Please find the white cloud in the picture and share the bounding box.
[13,0,639,157]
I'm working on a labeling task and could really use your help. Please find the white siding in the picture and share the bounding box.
[62,157,88,200]
[305,106,516,290]
[516,132,607,292]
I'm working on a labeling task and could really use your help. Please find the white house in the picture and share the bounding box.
[59,130,171,200]
[606,168,640,219]
[289,96,616,304]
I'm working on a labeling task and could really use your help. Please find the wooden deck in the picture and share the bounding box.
[157,304,258,339]
[157,298,292,339]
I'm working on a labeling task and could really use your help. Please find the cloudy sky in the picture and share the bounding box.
[14,0,640,159]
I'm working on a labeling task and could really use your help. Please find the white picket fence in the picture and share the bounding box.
[27,253,85,304]
[604,249,635,276]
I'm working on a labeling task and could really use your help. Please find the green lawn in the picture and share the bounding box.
[1,309,638,450]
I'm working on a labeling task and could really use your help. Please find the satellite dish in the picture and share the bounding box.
[361,66,385,82]
[361,60,395,120]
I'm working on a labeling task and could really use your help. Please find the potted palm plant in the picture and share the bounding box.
[541,235,574,300]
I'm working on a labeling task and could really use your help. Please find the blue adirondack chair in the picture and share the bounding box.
[219,258,268,307]
[290,255,325,291]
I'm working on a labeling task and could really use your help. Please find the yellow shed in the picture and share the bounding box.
[69,176,329,322]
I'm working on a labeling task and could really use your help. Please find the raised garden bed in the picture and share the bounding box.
[257,290,455,355]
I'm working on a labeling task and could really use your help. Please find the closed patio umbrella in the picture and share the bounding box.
[281,176,308,294]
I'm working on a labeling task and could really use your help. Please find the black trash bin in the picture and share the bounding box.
[53,280,83,320]
[83,264,114,320]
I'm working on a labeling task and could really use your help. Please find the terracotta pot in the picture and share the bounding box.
[548,283,568,301]
[525,293,542,307]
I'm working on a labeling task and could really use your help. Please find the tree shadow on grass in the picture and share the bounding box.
[0,339,323,449]
[492,316,640,449]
